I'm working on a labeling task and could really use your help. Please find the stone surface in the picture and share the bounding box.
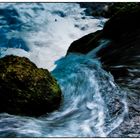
[0,55,62,117]
[67,4,140,137]
[67,5,140,90]
[79,2,139,18]
[67,30,102,55]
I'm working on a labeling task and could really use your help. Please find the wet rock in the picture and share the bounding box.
[67,30,103,55]
[104,2,140,18]
[79,2,139,18]
[67,5,140,137]
[67,5,140,90]
[0,55,62,117]
[102,4,140,39]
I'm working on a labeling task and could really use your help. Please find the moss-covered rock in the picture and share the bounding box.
[0,55,62,117]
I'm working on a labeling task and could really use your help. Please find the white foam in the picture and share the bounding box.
[0,3,107,71]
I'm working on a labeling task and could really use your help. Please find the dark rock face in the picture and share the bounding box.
[98,5,140,93]
[79,2,140,18]
[67,5,140,137]
[0,55,62,117]
[67,5,140,91]
[103,5,140,39]
[104,2,140,18]
[67,30,102,54]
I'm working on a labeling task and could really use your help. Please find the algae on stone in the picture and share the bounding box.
[0,55,62,117]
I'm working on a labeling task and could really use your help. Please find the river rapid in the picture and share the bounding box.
[0,3,129,137]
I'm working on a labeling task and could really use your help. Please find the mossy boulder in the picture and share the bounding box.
[0,55,62,117]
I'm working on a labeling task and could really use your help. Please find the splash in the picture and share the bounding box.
[0,3,106,70]
[0,3,127,137]
[0,53,128,137]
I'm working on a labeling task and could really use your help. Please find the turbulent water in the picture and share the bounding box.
[0,3,128,137]
[0,2,106,71]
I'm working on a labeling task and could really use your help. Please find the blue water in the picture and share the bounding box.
[0,3,128,137]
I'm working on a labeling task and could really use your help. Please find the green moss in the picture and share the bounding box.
[0,55,62,117]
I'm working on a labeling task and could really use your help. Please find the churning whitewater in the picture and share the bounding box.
[0,3,106,71]
[0,3,128,137]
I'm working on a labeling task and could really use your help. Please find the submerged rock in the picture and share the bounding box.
[0,55,62,117]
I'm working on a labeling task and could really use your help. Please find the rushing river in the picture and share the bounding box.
[0,3,128,137]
